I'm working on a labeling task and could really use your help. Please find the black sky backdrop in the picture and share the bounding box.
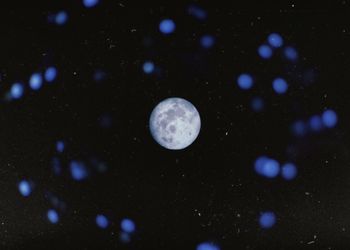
[0,1,350,249]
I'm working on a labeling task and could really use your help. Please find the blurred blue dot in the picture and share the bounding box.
[197,242,220,250]
[18,180,31,197]
[237,74,253,90]
[11,83,24,99]
[258,44,273,59]
[200,35,215,49]
[93,70,107,82]
[56,140,65,153]
[284,46,298,61]
[121,218,136,233]
[45,67,57,82]
[267,33,283,48]
[272,78,288,94]
[143,61,155,74]
[291,120,307,136]
[55,11,68,25]
[96,214,109,229]
[187,4,207,20]
[259,211,276,229]
[254,156,270,175]
[47,209,59,224]
[83,0,99,8]
[119,232,131,243]
[322,109,338,128]
[309,115,323,132]
[251,97,264,112]
[262,159,280,178]
[159,19,175,34]
[52,157,61,176]
[70,161,88,181]
[281,163,298,180]
[29,73,43,90]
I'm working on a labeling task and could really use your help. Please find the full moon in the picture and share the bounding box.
[149,97,201,150]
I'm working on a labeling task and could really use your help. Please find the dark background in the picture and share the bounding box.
[0,1,349,249]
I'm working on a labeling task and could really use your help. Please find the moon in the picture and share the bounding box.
[149,97,201,150]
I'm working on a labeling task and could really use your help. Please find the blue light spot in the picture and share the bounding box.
[159,19,175,34]
[272,78,288,94]
[237,74,254,90]
[93,69,106,82]
[309,115,323,132]
[322,109,338,128]
[262,159,280,178]
[258,44,273,59]
[47,209,59,224]
[281,163,298,180]
[291,120,307,136]
[96,214,109,229]
[267,33,283,48]
[55,11,68,26]
[187,4,207,20]
[56,141,65,153]
[18,180,31,197]
[52,157,61,176]
[259,211,276,229]
[251,97,264,112]
[70,161,88,181]
[143,61,155,74]
[197,242,220,250]
[29,73,43,90]
[119,232,131,243]
[11,83,24,99]
[200,35,215,49]
[284,46,298,61]
[255,157,280,178]
[83,0,99,8]
[121,218,136,233]
[44,67,57,82]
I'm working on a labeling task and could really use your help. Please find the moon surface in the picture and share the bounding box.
[149,97,201,150]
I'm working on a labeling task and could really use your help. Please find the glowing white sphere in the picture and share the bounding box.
[149,97,201,150]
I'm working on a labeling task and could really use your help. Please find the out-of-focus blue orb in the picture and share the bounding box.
[55,11,68,25]
[272,78,288,94]
[119,232,131,243]
[284,46,298,61]
[96,214,109,229]
[18,180,31,197]
[259,211,276,229]
[309,115,323,131]
[29,73,43,90]
[322,109,338,128]
[121,218,136,233]
[52,157,61,176]
[251,97,264,112]
[237,74,254,90]
[187,4,207,20]
[258,44,273,59]
[200,35,215,49]
[47,209,59,224]
[56,140,65,153]
[45,67,57,82]
[159,19,175,34]
[70,161,88,181]
[267,33,283,48]
[281,163,298,180]
[11,83,24,99]
[255,157,280,178]
[83,0,99,8]
[196,242,220,250]
[291,120,307,136]
[143,61,155,74]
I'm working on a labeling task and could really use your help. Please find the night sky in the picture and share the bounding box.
[1,1,350,249]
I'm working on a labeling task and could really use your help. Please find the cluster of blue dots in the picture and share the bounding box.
[236,74,288,95]
[9,67,57,100]
[257,33,298,62]
[254,156,298,181]
[291,109,338,137]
